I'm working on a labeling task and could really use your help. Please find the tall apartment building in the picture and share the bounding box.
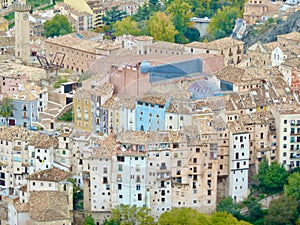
[271,104,300,170]
[64,0,105,28]
[86,130,219,224]
[228,127,250,203]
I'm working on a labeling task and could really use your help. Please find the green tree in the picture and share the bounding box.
[103,6,127,26]
[216,196,241,218]
[84,214,96,225]
[0,98,13,126]
[158,208,211,225]
[148,12,178,42]
[43,14,72,38]
[166,0,194,43]
[208,6,242,40]
[211,212,252,225]
[113,17,141,36]
[103,219,120,225]
[245,200,263,223]
[256,159,288,194]
[67,178,83,210]
[184,27,200,42]
[108,204,156,225]
[284,172,300,201]
[264,195,298,225]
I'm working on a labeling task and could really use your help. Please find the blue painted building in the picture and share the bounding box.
[135,96,170,131]
[1,92,39,128]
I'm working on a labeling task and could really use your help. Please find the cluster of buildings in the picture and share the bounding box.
[0,0,299,224]
[0,30,298,225]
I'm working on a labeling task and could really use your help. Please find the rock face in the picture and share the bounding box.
[242,10,300,48]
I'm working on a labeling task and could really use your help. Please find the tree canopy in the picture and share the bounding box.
[158,208,250,225]
[0,98,13,125]
[103,6,127,26]
[43,14,72,38]
[84,214,96,225]
[106,204,156,225]
[256,158,289,194]
[216,196,241,218]
[207,6,242,40]
[113,17,141,36]
[264,195,298,225]
[284,172,300,201]
[148,12,178,42]
[159,208,211,225]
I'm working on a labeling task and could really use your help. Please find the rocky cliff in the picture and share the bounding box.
[242,10,300,48]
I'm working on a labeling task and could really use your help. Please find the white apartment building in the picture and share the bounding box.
[229,132,250,202]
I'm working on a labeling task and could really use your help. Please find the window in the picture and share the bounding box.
[103,167,108,173]
[118,165,123,171]
[118,184,122,190]
[138,193,142,201]
[136,184,141,190]
[177,160,181,167]
[103,177,108,184]
[237,162,240,169]
[284,120,287,124]
[208,190,211,195]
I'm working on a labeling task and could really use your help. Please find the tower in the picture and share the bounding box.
[14,0,31,64]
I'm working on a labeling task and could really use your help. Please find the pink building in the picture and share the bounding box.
[0,73,27,97]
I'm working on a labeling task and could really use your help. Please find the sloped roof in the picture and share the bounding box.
[26,167,69,182]
[29,191,70,222]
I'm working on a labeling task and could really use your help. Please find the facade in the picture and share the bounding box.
[135,96,171,132]
[14,2,31,64]
[73,89,93,132]
[271,106,300,170]
[10,91,39,128]
[0,126,58,197]
[87,130,219,223]
[44,33,122,73]
[0,73,27,96]
[244,0,268,25]
[229,131,250,203]
[185,37,244,66]
[8,167,73,225]
[64,0,105,28]
[247,42,270,67]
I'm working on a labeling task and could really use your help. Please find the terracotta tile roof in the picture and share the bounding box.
[26,167,69,182]
[148,41,185,51]
[45,33,117,54]
[13,201,29,212]
[11,90,38,101]
[0,127,58,149]
[19,184,27,192]
[73,88,91,100]
[0,37,14,47]
[135,36,153,41]
[208,37,244,50]
[186,37,244,50]
[281,57,300,69]
[29,191,70,222]
[277,32,300,41]
[137,93,168,106]
[93,82,114,96]
[263,42,279,52]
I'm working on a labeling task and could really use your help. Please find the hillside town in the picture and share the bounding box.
[0,0,299,224]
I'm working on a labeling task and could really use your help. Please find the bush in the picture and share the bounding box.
[57,110,73,122]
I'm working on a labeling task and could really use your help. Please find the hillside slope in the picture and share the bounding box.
[242,10,300,48]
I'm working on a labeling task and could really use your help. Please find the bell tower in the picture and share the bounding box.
[14,0,31,64]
